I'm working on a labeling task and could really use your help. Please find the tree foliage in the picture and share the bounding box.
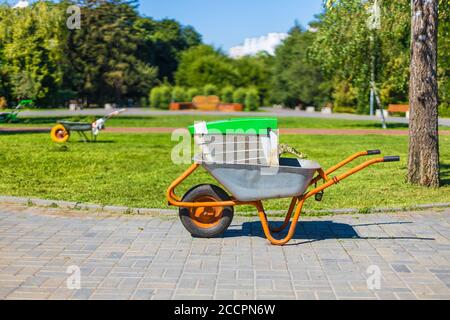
[0,0,447,113]
[134,17,201,82]
[175,45,273,103]
[233,53,273,104]
[0,0,201,107]
[272,25,332,108]
[175,45,240,88]
[310,0,449,113]
[0,1,67,104]
[437,0,450,114]
[67,0,157,105]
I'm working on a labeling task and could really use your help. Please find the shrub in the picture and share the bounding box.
[159,86,172,109]
[203,84,218,96]
[149,87,162,108]
[139,96,148,107]
[221,86,234,103]
[233,88,247,106]
[333,106,356,114]
[245,88,259,111]
[172,86,187,102]
[186,88,199,101]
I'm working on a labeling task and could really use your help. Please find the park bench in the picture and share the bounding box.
[387,104,410,118]
[170,95,243,112]
[169,102,194,110]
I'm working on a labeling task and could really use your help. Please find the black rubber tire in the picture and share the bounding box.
[179,184,234,238]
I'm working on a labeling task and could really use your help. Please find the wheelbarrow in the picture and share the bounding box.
[166,118,400,246]
[50,109,126,143]
[0,103,25,123]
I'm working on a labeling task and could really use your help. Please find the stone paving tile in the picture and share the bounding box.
[1,203,450,300]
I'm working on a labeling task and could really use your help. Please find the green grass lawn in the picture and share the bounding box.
[0,114,412,129]
[4,114,450,131]
[0,132,448,215]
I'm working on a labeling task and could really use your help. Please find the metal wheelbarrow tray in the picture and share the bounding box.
[197,156,321,201]
[167,119,400,246]
[58,121,92,131]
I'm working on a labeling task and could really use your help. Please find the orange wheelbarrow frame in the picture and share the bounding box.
[167,150,399,245]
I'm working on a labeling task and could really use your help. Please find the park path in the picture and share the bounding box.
[2,126,450,136]
[1,202,450,300]
[15,108,450,127]
[102,127,447,136]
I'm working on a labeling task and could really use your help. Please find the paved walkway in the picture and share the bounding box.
[1,203,450,300]
[2,127,450,136]
[16,108,450,126]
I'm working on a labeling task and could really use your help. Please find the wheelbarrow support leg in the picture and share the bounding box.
[256,199,305,246]
[269,197,297,233]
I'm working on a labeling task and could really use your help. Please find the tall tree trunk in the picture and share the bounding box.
[408,0,440,187]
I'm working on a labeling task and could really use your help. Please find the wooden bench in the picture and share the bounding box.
[169,102,194,110]
[193,95,221,111]
[387,104,410,117]
[387,104,410,118]
[217,103,243,112]
[170,95,243,112]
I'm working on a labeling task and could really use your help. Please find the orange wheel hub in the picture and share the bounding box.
[50,124,69,143]
[189,195,223,228]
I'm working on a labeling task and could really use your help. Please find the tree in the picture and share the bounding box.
[182,25,203,48]
[0,0,201,106]
[67,0,157,105]
[134,17,202,82]
[0,1,68,105]
[310,1,372,112]
[175,45,239,88]
[0,5,9,101]
[233,53,273,104]
[310,0,448,114]
[272,25,332,108]
[437,1,450,117]
[408,0,440,187]
[10,71,39,101]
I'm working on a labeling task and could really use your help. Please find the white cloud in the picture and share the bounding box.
[229,32,289,58]
[13,1,30,9]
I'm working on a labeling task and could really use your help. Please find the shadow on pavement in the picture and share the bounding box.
[223,220,435,246]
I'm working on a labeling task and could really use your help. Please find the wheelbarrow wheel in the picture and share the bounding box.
[50,124,70,143]
[179,184,234,238]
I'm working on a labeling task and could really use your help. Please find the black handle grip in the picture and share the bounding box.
[367,150,381,155]
[384,156,400,162]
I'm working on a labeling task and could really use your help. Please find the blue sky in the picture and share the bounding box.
[139,0,325,50]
